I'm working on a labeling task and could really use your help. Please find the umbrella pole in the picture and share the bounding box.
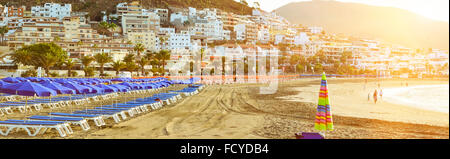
[25,96,28,114]
[49,95,52,117]
[70,94,72,113]
[321,131,326,138]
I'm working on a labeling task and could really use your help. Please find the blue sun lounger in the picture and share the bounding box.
[0,120,71,137]
[0,103,33,113]
[73,110,124,123]
[0,105,13,115]
[100,104,146,114]
[123,100,161,110]
[27,115,90,131]
[48,112,106,126]
[95,107,137,117]
[116,100,160,110]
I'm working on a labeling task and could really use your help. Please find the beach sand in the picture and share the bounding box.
[73,78,449,139]
[2,78,448,139]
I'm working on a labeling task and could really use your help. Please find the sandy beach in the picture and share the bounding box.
[74,78,449,139]
[1,78,448,139]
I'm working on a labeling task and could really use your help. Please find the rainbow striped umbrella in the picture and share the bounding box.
[315,72,334,132]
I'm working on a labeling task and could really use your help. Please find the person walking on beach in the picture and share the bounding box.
[373,90,378,104]
[379,89,383,100]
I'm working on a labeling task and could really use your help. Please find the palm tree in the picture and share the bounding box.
[159,36,167,50]
[137,57,149,77]
[134,43,145,57]
[145,51,156,61]
[94,52,113,76]
[125,61,138,77]
[0,26,9,45]
[53,36,61,42]
[200,48,205,78]
[155,50,171,75]
[111,60,125,77]
[77,40,83,46]
[123,53,135,63]
[37,53,59,76]
[108,23,118,37]
[64,59,75,77]
[11,49,33,66]
[109,23,117,32]
[81,56,95,77]
[98,21,110,35]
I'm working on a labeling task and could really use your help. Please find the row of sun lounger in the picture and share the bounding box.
[0,88,163,116]
[0,93,109,115]
[0,84,204,138]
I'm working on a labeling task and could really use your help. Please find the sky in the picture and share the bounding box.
[238,0,449,22]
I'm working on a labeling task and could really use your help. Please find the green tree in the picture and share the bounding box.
[134,43,145,57]
[159,36,167,49]
[94,52,113,76]
[111,60,125,76]
[109,23,117,32]
[289,54,301,73]
[53,36,61,42]
[21,69,37,77]
[200,48,205,78]
[11,43,67,76]
[97,21,117,36]
[123,54,135,63]
[125,61,138,77]
[314,63,323,74]
[80,56,95,77]
[155,50,171,74]
[137,57,149,77]
[145,51,159,69]
[64,58,75,77]
[84,67,95,77]
[0,26,9,45]
[296,64,304,73]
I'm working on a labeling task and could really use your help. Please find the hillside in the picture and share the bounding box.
[0,0,253,20]
[274,0,449,50]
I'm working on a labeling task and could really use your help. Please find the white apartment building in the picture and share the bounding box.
[159,27,176,35]
[293,32,310,45]
[188,7,197,19]
[170,12,188,25]
[127,31,157,52]
[31,3,71,20]
[167,31,191,50]
[189,18,225,41]
[234,24,246,41]
[309,26,323,34]
[223,30,231,40]
[156,28,191,51]
[150,9,169,24]
[274,34,285,45]
[121,12,160,35]
[257,28,270,44]
[116,1,142,16]
[7,17,65,49]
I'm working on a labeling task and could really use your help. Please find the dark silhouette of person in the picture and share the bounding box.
[373,90,378,104]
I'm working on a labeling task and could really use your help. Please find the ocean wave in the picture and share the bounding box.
[382,85,449,113]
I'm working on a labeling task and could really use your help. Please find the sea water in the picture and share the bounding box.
[383,85,449,113]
